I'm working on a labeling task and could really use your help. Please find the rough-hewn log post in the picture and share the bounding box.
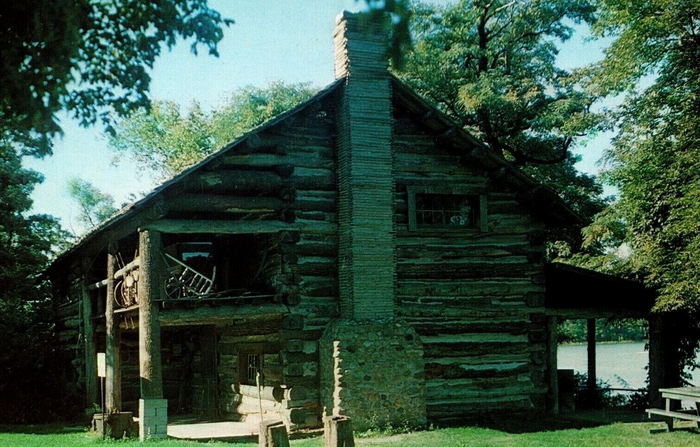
[324,416,355,447]
[259,420,290,447]
[586,318,596,390]
[81,273,97,407]
[138,229,167,440]
[105,245,122,412]
[546,316,559,415]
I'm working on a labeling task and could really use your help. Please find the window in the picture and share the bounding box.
[239,350,263,386]
[407,186,487,232]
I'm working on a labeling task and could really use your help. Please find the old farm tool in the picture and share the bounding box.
[162,252,216,299]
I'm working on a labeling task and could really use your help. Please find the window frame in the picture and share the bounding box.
[406,185,488,233]
[238,345,264,386]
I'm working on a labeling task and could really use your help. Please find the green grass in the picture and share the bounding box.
[0,422,697,447]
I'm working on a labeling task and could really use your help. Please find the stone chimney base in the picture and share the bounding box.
[320,319,426,431]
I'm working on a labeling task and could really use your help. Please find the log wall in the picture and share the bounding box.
[392,107,548,422]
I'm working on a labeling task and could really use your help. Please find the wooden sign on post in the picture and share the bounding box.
[97,352,106,378]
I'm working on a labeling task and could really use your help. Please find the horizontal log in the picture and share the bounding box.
[410,320,530,335]
[144,219,291,234]
[426,397,532,418]
[159,303,289,326]
[397,279,543,297]
[88,279,108,291]
[424,341,529,358]
[184,170,284,194]
[114,258,139,280]
[398,304,532,320]
[233,383,283,401]
[167,194,286,213]
[397,262,540,280]
[216,152,333,170]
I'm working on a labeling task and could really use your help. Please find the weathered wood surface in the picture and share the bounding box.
[105,248,122,411]
[159,303,289,326]
[138,230,164,399]
[393,104,548,420]
[81,277,97,406]
[324,415,355,447]
[259,420,290,447]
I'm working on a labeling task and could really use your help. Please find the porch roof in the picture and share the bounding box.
[545,262,656,319]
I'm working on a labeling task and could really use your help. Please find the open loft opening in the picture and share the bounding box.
[160,233,280,302]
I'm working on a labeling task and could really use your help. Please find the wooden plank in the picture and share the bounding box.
[646,408,700,422]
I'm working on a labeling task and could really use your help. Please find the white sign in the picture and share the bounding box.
[97,352,106,378]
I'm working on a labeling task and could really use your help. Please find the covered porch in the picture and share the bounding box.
[544,262,680,413]
[75,227,300,440]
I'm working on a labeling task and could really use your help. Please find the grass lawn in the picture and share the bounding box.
[0,422,698,447]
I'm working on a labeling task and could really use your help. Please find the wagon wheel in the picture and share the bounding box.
[165,275,186,300]
[114,280,128,308]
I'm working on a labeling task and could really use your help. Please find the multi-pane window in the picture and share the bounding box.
[415,193,479,228]
[407,186,487,232]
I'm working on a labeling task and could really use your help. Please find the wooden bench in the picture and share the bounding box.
[646,387,700,431]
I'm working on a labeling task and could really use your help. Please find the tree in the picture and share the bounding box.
[584,0,700,372]
[67,178,118,230]
[109,82,316,179]
[1,0,233,157]
[0,145,72,422]
[397,0,606,224]
[0,0,232,421]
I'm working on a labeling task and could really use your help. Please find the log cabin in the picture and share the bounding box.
[47,11,674,440]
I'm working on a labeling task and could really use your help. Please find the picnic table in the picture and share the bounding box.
[646,387,700,431]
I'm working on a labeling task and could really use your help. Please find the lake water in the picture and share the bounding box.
[558,341,700,390]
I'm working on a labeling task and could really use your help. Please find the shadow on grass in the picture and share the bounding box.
[436,408,648,434]
[0,424,87,435]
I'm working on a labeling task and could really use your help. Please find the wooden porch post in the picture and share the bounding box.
[546,316,559,415]
[586,318,596,389]
[648,314,665,408]
[105,245,122,411]
[81,274,97,406]
[138,229,167,439]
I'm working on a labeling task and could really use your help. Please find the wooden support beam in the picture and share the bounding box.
[114,258,140,280]
[81,275,97,407]
[586,318,596,389]
[138,230,164,400]
[88,278,108,291]
[546,316,559,415]
[159,303,289,327]
[105,246,122,411]
[648,314,664,408]
[143,219,289,234]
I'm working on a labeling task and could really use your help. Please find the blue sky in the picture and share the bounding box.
[25,0,613,235]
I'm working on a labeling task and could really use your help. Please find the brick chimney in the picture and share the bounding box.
[333,11,395,320]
